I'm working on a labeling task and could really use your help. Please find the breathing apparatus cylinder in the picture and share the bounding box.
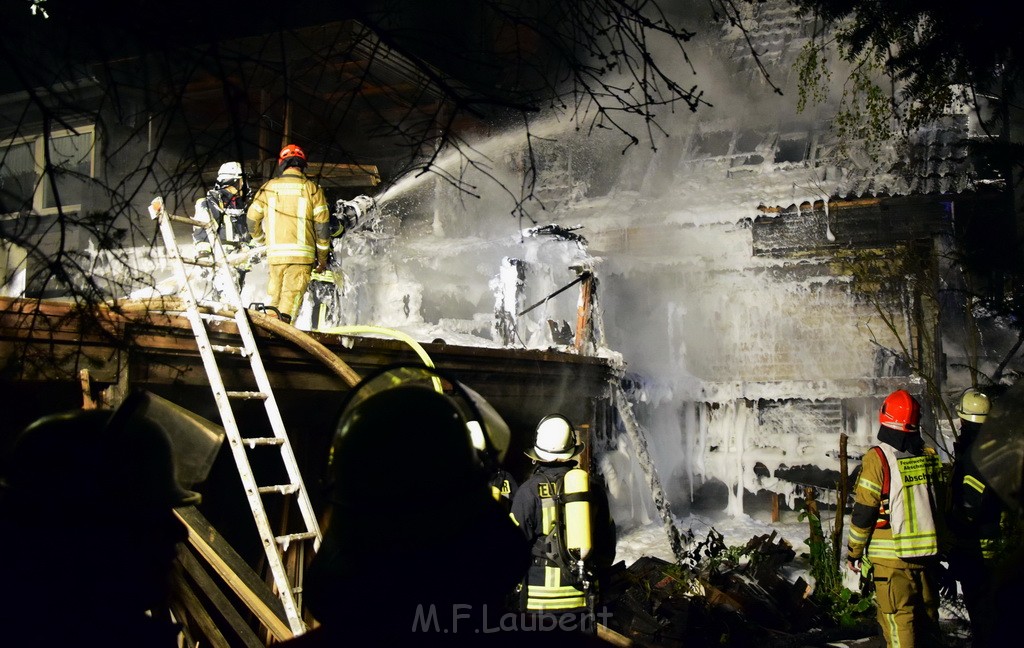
[564,467,592,560]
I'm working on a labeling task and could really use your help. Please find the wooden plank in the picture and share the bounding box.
[2,296,612,374]
[172,564,232,648]
[832,432,850,570]
[309,162,381,188]
[79,369,97,409]
[178,546,266,648]
[174,506,293,642]
[0,340,122,383]
[757,197,883,213]
[597,623,633,646]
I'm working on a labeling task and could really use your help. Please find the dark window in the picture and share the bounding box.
[0,142,35,213]
[0,127,95,214]
[775,135,809,163]
[734,130,763,154]
[42,131,93,209]
[694,131,732,157]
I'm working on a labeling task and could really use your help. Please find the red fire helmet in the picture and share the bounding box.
[278,144,306,165]
[879,389,921,432]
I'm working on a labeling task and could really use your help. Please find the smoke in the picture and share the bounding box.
[329,1,921,531]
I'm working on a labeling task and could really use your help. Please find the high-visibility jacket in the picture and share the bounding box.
[848,442,944,567]
[247,168,330,266]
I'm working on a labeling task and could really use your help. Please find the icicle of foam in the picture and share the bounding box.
[726,400,748,517]
[824,197,836,242]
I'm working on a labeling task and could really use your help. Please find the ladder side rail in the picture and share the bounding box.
[207,231,323,551]
[157,213,307,634]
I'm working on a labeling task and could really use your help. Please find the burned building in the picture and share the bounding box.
[1,0,1022,644]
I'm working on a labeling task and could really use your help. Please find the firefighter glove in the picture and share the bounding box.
[937,562,958,599]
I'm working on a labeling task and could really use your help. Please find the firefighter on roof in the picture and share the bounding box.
[846,389,945,648]
[192,161,254,300]
[193,161,251,257]
[246,144,330,323]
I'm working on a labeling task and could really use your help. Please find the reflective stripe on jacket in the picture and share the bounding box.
[247,169,330,265]
[950,424,1004,560]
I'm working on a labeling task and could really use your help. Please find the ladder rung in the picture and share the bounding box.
[212,344,248,356]
[199,311,235,323]
[258,484,300,495]
[167,214,207,227]
[242,437,285,448]
[275,532,318,550]
[226,390,268,400]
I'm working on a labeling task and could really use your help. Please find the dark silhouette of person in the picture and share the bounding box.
[283,365,610,646]
[0,393,201,647]
[969,382,1024,648]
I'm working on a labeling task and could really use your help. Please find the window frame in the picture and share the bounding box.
[1,124,97,216]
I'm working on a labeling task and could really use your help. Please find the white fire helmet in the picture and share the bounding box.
[957,388,991,423]
[527,414,584,462]
[216,162,243,183]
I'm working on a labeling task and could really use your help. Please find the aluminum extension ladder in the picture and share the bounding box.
[148,197,320,635]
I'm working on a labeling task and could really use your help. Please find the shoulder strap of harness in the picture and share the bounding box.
[536,474,571,569]
[872,446,891,529]
[872,446,890,497]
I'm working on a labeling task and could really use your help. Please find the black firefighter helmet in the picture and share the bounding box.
[304,364,528,619]
[0,391,222,519]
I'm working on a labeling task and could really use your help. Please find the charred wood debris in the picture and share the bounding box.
[599,527,879,647]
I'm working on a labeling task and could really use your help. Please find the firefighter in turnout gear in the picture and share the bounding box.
[246,144,330,323]
[511,414,613,629]
[949,388,1001,647]
[193,161,251,257]
[846,389,945,648]
[193,161,253,299]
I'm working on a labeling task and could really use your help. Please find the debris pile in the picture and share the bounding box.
[601,530,877,647]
